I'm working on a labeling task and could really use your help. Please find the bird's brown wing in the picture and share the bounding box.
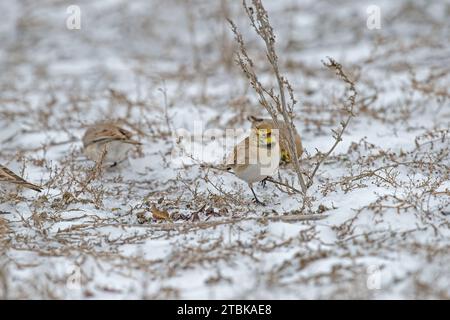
[0,165,42,192]
[83,124,141,147]
[226,135,268,171]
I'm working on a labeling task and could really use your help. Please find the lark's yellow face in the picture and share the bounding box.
[256,128,273,146]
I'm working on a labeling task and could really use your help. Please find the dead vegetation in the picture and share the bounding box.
[0,0,449,299]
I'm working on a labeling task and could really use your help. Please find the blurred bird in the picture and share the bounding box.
[248,115,303,163]
[226,123,280,205]
[82,123,141,167]
[0,164,42,192]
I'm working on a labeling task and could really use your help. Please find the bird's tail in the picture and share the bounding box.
[22,183,43,192]
[123,139,142,146]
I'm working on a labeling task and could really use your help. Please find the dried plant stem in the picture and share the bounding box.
[307,57,357,187]
[230,1,357,195]
[200,163,302,194]
[113,213,329,232]
[264,177,302,194]
[158,80,172,135]
[229,0,307,194]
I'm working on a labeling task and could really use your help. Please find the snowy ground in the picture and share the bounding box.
[0,0,449,299]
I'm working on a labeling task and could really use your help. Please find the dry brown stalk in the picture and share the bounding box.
[229,0,357,196]
[229,0,307,194]
[307,57,357,186]
[95,213,329,232]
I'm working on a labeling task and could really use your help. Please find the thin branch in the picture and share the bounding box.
[307,57,357,187]
[229,0,307,194]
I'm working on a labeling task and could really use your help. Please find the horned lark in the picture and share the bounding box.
[82,123,141,167]
[0,164,42,192]
[248,116,303,163]
[226,124,280,205]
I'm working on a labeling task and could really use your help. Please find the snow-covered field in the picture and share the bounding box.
[0,0,449,299]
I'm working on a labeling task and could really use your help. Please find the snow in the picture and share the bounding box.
[0,0,449,299]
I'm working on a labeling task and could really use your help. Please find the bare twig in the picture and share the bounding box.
[307,57,357,187]
[104,213,329,232]
[229,0,307,194]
